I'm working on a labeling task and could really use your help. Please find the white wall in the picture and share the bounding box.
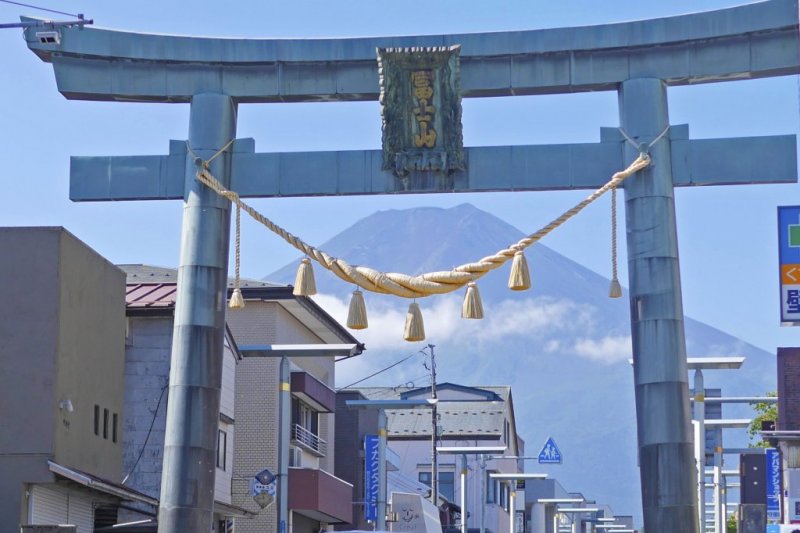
[221,334,237,420]
[28,484,97,533]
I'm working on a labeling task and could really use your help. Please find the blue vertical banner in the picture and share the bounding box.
[766,447,782,522]
[364,434,380,522]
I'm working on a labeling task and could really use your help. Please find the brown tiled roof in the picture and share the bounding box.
[126,283,177,308]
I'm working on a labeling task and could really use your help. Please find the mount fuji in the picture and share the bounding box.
[267,203,775,523]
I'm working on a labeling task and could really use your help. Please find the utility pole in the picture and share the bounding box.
[428,344,438,506]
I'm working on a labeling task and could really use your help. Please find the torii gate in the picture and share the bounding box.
[22,1,799,531]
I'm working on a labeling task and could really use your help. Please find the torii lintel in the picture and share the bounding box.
[22,0,800,103]
[69,128,798,202]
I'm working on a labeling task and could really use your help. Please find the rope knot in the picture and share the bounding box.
[618,126,669,158]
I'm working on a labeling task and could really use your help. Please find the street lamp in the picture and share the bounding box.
[437,446,507,533]
[346,398,438,530]
[703,417,752,533]
[489,473,548,533]
[240,343,363,533]
[686,356,744,532]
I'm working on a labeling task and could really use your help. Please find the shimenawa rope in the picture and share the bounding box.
[187,140,651,299]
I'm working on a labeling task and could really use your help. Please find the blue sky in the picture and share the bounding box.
[1,0,798,357]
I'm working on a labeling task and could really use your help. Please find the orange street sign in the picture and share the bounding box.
[782,264,800,284]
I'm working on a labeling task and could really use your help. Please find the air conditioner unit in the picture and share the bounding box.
[35,31,60,45]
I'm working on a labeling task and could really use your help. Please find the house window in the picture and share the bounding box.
[418,472,455,502]
[293,400,318,434]
[217,430,227,471]
[290,398,326,455]
[93,405,100,436]
[292,398,319,434]
[103,408,109,439]
[500,482,508,510]
[439,472,455,502]
[112,413,118,443]
[486,470,498,503]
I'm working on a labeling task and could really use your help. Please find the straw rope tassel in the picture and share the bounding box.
[404,302,426,342]
[608,187,623,298]
[508,249,531,291]
[347,289,368,330]
[293,257,317,296]
[229,204,245,309]
[462,282,484,319]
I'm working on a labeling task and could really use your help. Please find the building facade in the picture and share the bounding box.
[340,383,524,533]
[0,231,360,532]
[224,282,362,533]
[120,264,250,527]
[0,228,150,532]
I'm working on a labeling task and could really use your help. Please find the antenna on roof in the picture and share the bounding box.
[0,0,92,31]
[0,14,92,30]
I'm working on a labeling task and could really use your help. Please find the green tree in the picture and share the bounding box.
[748,391,778,447]
[727,512,737,532]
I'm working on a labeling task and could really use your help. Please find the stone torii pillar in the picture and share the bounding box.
[159,93,237,529]
[22,1,799,531]
[619,78,696,528]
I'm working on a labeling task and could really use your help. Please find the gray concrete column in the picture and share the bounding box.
[480,455,486,533]
[619,78,698,532]
[461,455,468,533]
[158,93,237,531]
[279,355,291,533]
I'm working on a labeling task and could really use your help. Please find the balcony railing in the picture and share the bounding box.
[291,424,327,457]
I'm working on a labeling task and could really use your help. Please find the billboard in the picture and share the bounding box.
[778,206,800,325]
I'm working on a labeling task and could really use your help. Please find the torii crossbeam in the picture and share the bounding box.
[23,1,799,531]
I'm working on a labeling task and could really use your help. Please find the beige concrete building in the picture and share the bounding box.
[0,228,151,532]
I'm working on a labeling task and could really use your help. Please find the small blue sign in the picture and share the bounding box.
[249,468,276,509]
[538,437,562,464]
[766,447,782,522]
[364,435,380,521]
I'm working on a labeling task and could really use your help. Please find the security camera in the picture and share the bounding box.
[36,31,60,45]
[58,399,73,413]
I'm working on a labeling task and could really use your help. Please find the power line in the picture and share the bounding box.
[0,0,79,18]
[339,351,422,389]
[122,383,168,485]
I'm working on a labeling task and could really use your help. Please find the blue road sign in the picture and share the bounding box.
[766,447,782,522]
[364,435,380,521]
[538,437,562,464]
[778,206,800,325]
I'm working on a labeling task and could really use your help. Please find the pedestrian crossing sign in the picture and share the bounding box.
[538,437,562,464]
